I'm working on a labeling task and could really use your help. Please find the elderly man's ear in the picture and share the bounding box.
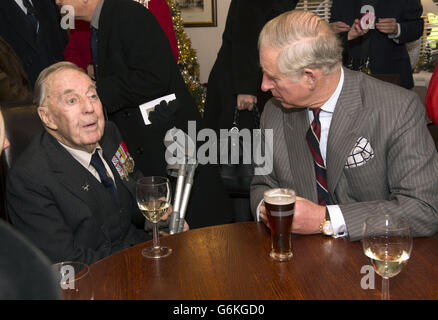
[38,106,58,131]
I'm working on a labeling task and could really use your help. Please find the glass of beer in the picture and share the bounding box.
[264,188,296,261]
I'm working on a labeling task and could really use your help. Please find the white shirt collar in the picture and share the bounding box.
[319,67,344,114]
[58,142,101,170]
[14,0,33,14]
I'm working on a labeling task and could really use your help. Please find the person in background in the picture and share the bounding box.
[203,0,297,221]
[6,62,183,265]
[251,10,438,241]
[425,62,438,125]
[0,0,67,88]
[0,109,61,299]
[205,0,298,132]
[63,0,179,78]
[329,0,423,89]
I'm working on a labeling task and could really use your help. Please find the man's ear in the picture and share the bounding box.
[303,68,317,90]
[38,105,58,131]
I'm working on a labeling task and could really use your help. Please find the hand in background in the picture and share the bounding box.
[237,94,257,111]
[375,18,398,35]
[348,19,369,41]
[330,21,351,33]
[149,99,179,124]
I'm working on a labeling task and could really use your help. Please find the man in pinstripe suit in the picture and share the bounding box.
[250,10,438,241]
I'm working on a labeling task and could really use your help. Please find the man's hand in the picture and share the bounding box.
[330,21,350,33]
[159,204,190,236]
[260,196,326,235]
[291,197,326,234]
[259,201,270,229]
[375,18,398,35]
[237,94,257,111]
[348,19,369,41]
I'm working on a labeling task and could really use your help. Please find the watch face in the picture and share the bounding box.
[323,221,334,236]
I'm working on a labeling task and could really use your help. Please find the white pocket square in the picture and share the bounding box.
[345,137,374,168]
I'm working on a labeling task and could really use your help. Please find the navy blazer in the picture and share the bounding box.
[330,0,423,89]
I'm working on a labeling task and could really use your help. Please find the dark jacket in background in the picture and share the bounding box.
[204,0,298,132]
[0,0,67,88]
[330,0,423,89]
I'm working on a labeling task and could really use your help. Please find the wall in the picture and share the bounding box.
[183,0,231,83]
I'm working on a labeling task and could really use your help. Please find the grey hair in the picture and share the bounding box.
[33,61,85,107]
[258,10,342,80]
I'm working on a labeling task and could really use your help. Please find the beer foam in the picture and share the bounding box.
[264,189,296,205]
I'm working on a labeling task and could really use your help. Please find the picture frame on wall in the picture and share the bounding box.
[176,0,217,27]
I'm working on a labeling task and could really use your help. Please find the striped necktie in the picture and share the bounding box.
[306,108,331,205]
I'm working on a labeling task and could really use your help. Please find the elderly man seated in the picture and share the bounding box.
[6,62,181,265]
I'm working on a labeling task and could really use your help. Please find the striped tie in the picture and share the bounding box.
[306,108,331,205]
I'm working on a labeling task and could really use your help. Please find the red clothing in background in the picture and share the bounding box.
[149,0,179,62]
[63,0,179,70]
[63,20,92,71]
[425,63,438,125]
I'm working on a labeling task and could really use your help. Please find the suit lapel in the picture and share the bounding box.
[326,68,367,200]
[42,133,112,231]
[283,108,318,203]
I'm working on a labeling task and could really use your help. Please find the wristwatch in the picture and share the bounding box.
[320,207,334,236]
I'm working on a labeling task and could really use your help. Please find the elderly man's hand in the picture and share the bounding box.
[159,204,190,236]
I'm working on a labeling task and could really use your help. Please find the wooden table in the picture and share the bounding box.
[90,222,438,300]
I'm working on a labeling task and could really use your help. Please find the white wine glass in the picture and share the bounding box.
[136,176,172,258]
[362,214,412,300]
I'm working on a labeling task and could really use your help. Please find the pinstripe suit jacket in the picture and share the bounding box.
[250,68,438,241]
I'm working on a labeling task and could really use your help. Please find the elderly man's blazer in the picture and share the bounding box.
[6,122,149,264]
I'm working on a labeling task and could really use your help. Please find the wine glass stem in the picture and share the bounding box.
[153,223,159,248]
[382,277,390,300]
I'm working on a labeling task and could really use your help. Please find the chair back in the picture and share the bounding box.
[2,104,42,169]
[0,103,42,221]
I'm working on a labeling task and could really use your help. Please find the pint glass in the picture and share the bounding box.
[264,188,296,261]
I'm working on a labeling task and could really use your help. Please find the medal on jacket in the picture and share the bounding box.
[112,142,135,181]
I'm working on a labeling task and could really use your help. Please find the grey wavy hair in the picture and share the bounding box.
[33,61,85,107]
[258,10,342,80]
